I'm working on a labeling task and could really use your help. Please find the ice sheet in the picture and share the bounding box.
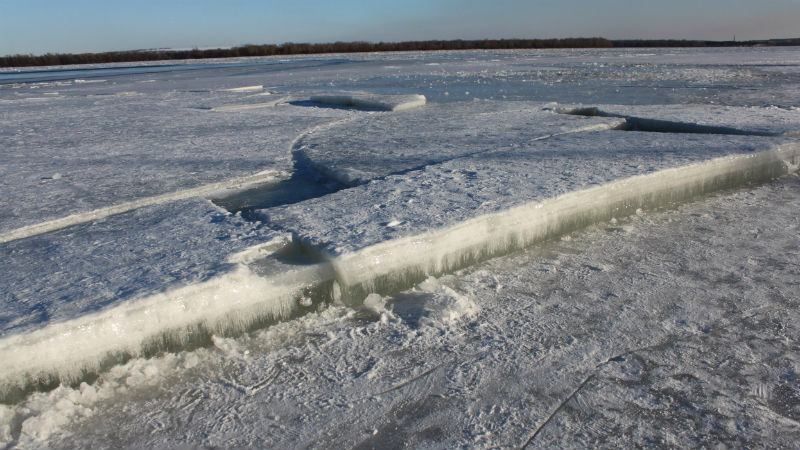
[295,101,626,184]
[0,93,351,236]
[262,131,798,293]
[15,175,799,449]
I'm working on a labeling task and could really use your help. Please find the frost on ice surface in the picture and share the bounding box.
[309,92,426,111]
[295,101,626,184]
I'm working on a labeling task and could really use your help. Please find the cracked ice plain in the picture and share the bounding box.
[294,101,626,185]
[0,199,281,338]
[262,128,797,282]
[0,89,350,235]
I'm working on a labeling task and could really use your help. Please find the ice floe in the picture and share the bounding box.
[262,131,799,298]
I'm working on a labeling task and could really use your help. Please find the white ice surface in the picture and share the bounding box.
[262,131,798,291]
[295,101,625,184]
[10,175,798,449]
[0,93,351,236]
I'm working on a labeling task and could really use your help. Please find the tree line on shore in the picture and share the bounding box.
[2,37,799,68]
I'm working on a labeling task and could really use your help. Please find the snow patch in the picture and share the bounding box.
[415,277,478,324]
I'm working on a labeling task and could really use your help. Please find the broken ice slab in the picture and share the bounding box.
[260,131,799,297]
[0,95,350,237]
[0,198,331,398]
[295,101,627,185]
[308,92,427,112]
[208,96,289,112]
[554,103,800,136]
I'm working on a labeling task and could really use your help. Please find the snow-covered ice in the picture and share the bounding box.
[6,174,797,449]
[1,46,800,448]
[0,90,351,238]
[263,131,798,297]
[295,101,626,184]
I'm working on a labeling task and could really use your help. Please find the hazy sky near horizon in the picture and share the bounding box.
[2,0,799,55]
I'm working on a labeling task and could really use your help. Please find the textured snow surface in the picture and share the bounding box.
[7,175,797,449]
[264,131,796,256]
[295,101,625,184]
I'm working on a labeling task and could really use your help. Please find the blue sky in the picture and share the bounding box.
[1,0,799,55]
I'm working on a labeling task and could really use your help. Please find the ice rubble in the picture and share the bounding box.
[294,101,626,185]
[309,93,427,112]
[261,131,799,299]
[554,103,800,136]
[0,199,330,400]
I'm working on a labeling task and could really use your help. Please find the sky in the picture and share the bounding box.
[1,0,799,55]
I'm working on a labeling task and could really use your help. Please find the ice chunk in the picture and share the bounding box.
[260,132,799,298]
[0,199,331,397]
[554,103,800,136]
[209,96,288,112]
[309,93,426,112]
[220,85,264,93]
[295,101,626,185]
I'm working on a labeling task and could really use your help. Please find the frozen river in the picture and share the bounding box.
[1,47,799,448]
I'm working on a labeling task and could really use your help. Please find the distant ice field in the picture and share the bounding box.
[1,46,800,448]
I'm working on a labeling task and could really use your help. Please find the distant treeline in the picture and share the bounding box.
[2,37,799,68]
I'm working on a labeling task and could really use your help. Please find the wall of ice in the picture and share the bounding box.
[263,132,800,302]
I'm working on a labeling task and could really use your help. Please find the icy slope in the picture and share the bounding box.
[294,101,626,184]
[262,131,798,297]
